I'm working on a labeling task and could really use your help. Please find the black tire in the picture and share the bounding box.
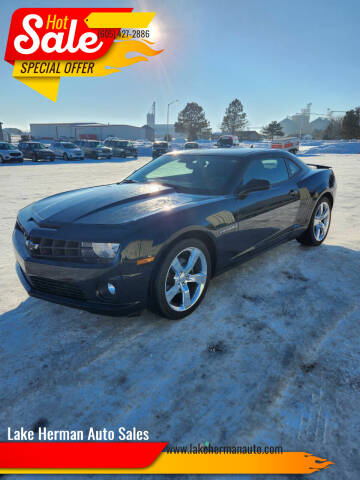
[0,156,3,164]
[32,154,38,162]
[64,153,69,161]
[152,238,212,320]
[297,196,332,246]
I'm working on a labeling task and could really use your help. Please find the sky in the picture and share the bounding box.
[1,0,359,131]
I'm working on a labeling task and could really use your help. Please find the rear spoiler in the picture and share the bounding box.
[307,163,332,169]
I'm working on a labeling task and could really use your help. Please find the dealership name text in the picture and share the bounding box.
[7,427,149,441]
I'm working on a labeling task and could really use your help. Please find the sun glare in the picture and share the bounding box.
[148,22,161,42]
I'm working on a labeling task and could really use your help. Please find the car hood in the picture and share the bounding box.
[21,183,214,227]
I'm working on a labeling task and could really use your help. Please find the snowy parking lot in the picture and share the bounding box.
[0,143,359,480]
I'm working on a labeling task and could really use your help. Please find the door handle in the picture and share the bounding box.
[289,189,297,197]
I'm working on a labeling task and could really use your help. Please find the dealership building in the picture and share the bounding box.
[30,122,154,141]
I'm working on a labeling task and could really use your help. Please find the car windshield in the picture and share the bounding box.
[34,143,46,149]
[116,141,128,147]
[154,142,168,148]
[62,143,76,149]
[125,153,244,195]
[218,138,233,146]
[0,143,17,150]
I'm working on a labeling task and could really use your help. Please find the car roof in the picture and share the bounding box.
[168,147,289,157]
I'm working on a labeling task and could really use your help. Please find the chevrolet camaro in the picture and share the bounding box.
[13,149,336,319]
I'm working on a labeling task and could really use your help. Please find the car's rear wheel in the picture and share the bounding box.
[297,197,332,246]
[152,238,211,319]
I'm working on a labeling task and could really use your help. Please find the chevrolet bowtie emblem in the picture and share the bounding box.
[26,239,39,250]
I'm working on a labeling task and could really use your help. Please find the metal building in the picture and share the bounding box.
[30,123,154,141]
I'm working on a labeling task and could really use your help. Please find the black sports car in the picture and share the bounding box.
[13,149,336,319]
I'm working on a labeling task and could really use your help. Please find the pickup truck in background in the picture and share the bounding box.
[271,137,300,154]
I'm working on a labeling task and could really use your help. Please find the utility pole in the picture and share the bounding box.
[166,100,178,141]
[0,122,4,141]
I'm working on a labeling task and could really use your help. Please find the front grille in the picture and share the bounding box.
[10,152,21,157]
[29,276,86,300]
[29,237,82,260]
[16,219,108,264]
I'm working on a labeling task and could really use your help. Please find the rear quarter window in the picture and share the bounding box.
[286,159,301,177]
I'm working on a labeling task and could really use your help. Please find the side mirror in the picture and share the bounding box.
[238,178,270,194]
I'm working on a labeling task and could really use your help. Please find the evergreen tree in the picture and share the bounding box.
[342,108,360,139]
[322,118,343,140]
[221,99,247,135]
[262,121,284,140]
[174,102,210,141]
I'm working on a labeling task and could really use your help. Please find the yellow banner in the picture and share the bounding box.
[84,12,155,28]
[0,452,334,475]
[12,11,162,102]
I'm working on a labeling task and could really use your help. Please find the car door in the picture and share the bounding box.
[53,143,60,157]
[21,144,29,158]
[231,153,301,257]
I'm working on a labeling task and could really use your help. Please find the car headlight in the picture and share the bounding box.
[81,242,120,259]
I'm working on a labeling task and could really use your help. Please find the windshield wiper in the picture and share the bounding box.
[119,179,138,184]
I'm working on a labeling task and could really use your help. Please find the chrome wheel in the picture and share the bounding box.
[313,201,330,241]
[165,247,207,312]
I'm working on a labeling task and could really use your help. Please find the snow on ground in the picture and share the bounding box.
[0,146,359,480]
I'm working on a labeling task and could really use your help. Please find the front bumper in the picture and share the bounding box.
[13,228,149,316]
[2,156,23,163]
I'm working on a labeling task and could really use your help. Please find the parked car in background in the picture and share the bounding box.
[216,135,240,148]
[152,141,170,159]
[271,137,300,154]
[75,140,112,159]
[103,139,138,158]
[18,142,55,162]
[184,142,199,150]
[0,142,23,163]
[53,142,84,160]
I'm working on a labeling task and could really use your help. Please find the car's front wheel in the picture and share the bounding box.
[153,238,211,319]
[297,197,332,246]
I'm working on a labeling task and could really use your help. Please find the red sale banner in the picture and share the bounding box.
[4,8,163,101]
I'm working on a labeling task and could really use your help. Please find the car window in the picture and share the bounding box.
[286,159,300,177]
[128,154,243,195]
[243,157,289,185]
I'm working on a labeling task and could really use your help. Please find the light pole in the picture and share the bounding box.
[166,99,178,141]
